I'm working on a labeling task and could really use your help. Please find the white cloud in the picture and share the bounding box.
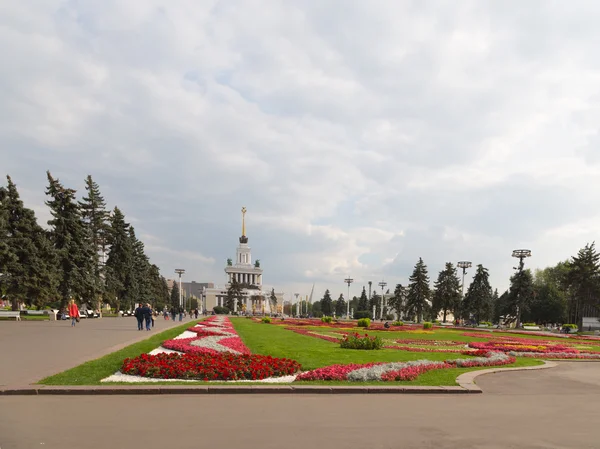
[2,1,600,301]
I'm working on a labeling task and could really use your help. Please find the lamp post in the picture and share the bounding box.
[368,281,372,300]
[457,261,471,323]
[512,249,532,328]
[344,277,354,319]
[174,269,185,309]
[378,280,387,320]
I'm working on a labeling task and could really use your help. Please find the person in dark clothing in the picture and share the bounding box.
[141,303,152,331]
[170,306,176,322]
[134,304,144,331]
[194,309,199,319]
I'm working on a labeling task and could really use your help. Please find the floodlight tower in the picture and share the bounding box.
[378,280,387,320]
[344,277,354,319]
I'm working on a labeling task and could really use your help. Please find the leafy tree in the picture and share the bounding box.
[369,292,381,319]
[506,268,535,327]
[388,284,406,319]
[432,262,462,323]
[269,288,277,314]
[462,264,493,323]
[311,299,322,317]
[170,280,180,309]
[357,286,369,312]
[567,242,600,328]
[105,207,133,311]
[335,293,346,317]
[1,176,57,310]
[79,175,110,312]
[225,278,243,311]
[45,171,95,308]
[321,289,333,316]
[405,258,431,323]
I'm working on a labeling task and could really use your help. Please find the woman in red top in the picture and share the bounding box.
[68,300,79,327]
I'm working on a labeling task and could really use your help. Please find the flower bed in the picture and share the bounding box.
[296,351,514,382]
[122,352,301,380]
[340,333,383,350]
[468,341,577,354]
[510,351,600,359]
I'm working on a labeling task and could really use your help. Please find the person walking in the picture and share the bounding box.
[68,300,79,327]
[194,308,199,319]
[170,306,176,322]
[134,303,144,331]
[142,303,152,331]
[178,306,183,322]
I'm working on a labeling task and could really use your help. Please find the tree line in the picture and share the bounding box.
[0,173,171,312]
[307,245,600,328]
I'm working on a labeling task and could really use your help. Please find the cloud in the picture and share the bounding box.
[2,1,600,302]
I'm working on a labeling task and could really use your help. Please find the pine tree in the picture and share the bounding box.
[405,258,431,323]
[225,278,243,311]
[369,292,381,319]
[321,289,333,316]
[105,207,133,311]
[388,284,406,319]
[567,242,600,328]
[357,286,369,311]
[170,280,180,309]
[45,171,95,308]
[0,186,14,302]
[432,262,462,323]
[2,176,57,310]
[335,293,346,317]
[462,264,493,324]
[507,269,534,327]
[79,175,110,312]
[269,288,277,314]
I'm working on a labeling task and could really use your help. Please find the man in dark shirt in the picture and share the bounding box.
[141,303,152,331]
[134,304,144,331]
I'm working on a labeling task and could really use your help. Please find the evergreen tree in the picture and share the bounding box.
[369,292,381,319]
[170,280,180,309]
[321,289,333,316]
[79,175,110,312]
[405,258,431,323]
[0,186,13,301]
[225,278,243,311]
[269,288,277,314]
[507,268,534,327]
[2,176,57,310]
[462,264,493,323]
[567,242,600,327]
[432,262,462,323]
[105,207,133,311]
[388,284,406,319]
[45,171,95,308]
[357,286,369,311]
[335,293,346,317]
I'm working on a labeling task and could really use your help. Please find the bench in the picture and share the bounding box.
[0,310,21,321]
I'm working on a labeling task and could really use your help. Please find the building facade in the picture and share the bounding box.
[202,208,283,314]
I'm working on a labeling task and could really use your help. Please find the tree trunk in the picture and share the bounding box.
[443,309,447,323]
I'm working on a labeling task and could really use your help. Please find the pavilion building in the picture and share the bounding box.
[201,208,283,314]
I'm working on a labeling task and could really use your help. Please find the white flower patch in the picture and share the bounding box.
[174,331,200,340]
[510,351,600,359]
[148,347,183,355]
[451,351,511,367]
[189,335,242,355]
[347,360,437,382]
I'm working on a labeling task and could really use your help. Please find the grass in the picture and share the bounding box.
[231,318,543,385]
[0,315,49,321]
[38,319,203,385]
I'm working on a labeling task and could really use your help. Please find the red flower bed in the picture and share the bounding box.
[385,345,467,353]
[162,337,219,355]
[218,337,251,355]
[186,327,224,337]
[287,327,341,343]
[381,362,451,381]
[296,363,381,381]
[468,341,578,354]
[122,352,301,380]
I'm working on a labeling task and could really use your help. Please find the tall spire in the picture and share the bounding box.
[239,206,248,243]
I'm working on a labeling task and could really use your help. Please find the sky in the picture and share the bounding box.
[2,1,600,303]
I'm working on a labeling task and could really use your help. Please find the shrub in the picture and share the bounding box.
[423,322,433,330]
[384,314,395,321]
[357,318,371,328]
[480,321,493,327]
[261,316,272,324]
[321,316,333,323]
[563,324,578,333]
[354,310,371,320]
[213,306,230,315]
[523,322,537,327]
[340,333,383,350]
[392,320,404,326]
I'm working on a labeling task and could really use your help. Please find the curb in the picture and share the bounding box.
[456,360,559,391]
[0,384,480,395]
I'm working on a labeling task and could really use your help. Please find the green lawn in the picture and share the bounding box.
[39,319,203,385]
[231,318,543,384]
[0,315,49,321]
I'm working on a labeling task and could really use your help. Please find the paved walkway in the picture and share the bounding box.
[1,362,599,448]
[0,316,187,386]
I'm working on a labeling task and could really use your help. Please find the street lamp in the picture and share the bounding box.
[174,269,185,309]
[378,280,387,320]
[457,262,471,324]
[512,249,532,328]
[368,281,372,300]
[344,277,354,319]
